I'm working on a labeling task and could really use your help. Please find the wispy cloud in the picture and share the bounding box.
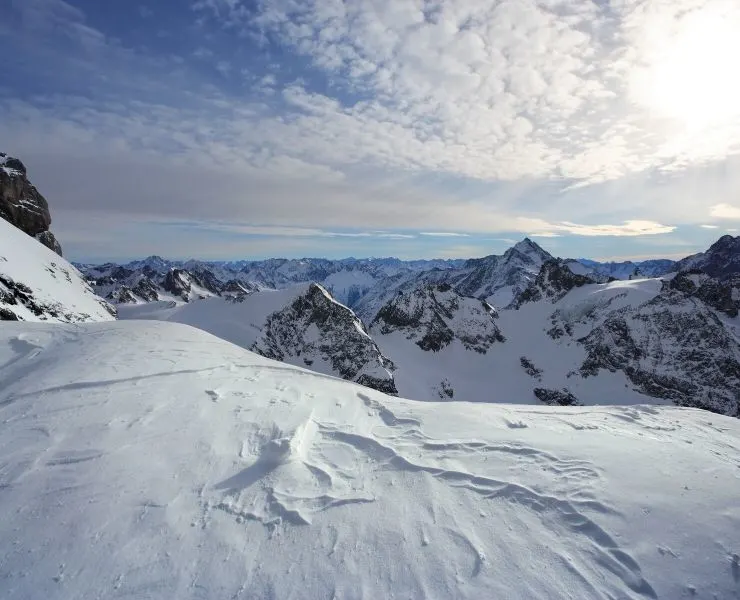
[710,203,740,220]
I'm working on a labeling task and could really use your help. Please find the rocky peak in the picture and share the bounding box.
[675,235,740,279]
[514,259,595,308]
[0,153,62,255]
[667,270,740,318]
[252,284,398,395]
[506,237,552,264]
[371,283,505,353]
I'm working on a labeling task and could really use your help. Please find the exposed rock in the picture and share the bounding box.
[163,269,193,300]
[252,284,397,395]
[455,237,553,304]
[579,291,740,416]
[372,283,504,353]
[0,153,62,256]
[520,356,543,380]
[667,271,740,317]
[514,259,595,308]
[533,388,581,406]
[35,231,63,255]
[674,235,740,279]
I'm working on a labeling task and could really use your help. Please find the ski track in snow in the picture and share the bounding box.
[0,321,739,599]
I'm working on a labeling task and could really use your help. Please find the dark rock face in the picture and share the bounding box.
[675,235,740,279]
[132,277,160,302]
[455,238,552,302]
[520,356,543,380]
[0,271,115,321]
[514,259,595,308]
[579,291,740,416]
[372,284,505,353]
[667,271,740,317]
[35,231,63,256]
[0,153,62,256]
[534,388,581,406]
[252,284,398,395]
[163,269,193,300]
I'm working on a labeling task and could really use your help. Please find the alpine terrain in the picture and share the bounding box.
[1,152,739,599]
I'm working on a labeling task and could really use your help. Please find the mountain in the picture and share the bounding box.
[455,237,553,305]
[1,319,738,600]
[576,259,676,280]
[112,249,740,415]
[0,200,114,323]
[674,234,740,279]
[80,256,465,307]
[0,153,62,255]
[119,283,397,394]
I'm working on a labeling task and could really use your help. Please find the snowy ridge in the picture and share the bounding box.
[120,283,397,394]
[0,320,738,599]
[0,218,114,322]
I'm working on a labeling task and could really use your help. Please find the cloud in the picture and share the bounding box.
[700,224,719,229]
[710,203,740,220]
[195,0,740,185]
[419,232,470,238]
[528,220,674,238]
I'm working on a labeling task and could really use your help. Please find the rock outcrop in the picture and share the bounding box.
[0,153,62,255]
[252,284,398,395]
[513,259,595,308]
[372,283,505,353]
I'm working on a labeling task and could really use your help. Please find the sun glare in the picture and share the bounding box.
[630,2,740,131]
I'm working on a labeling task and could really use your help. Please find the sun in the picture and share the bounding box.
[629,2,740,130]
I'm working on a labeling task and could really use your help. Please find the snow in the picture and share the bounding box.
[0,320,738,599]
[0,218,114,322]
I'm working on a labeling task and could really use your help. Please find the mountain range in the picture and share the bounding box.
[2,152,740,599]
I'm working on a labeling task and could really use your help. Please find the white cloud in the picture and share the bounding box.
[419,232,470,237]
[710,203,740,220]
[528,220,674,238]
[194,0,740,185]
[700,224,719,229]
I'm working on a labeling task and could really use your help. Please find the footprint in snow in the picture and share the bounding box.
[205,389,220,402]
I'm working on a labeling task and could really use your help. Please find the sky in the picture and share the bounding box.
[2,0,740,263]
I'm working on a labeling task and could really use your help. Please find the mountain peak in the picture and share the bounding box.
[0,152,62,255]
[506,237,552,262]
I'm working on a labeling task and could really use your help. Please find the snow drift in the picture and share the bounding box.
[1,320,738,599]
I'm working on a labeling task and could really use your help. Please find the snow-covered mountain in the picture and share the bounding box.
[674,234,740,279]
[454,237,553,305]
[80,255,465,307]
[0,202,114,322]
[1,319,739,600]
[119,283,397,394]
[577,259,676,280]
[112,252,740,416]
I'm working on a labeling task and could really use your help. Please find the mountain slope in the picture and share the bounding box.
[0,320,738,600]
[119,284,397,393]
[0,218,115,322]
[674,235,740,279]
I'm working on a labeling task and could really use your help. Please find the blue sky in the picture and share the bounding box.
[2,0,740,262]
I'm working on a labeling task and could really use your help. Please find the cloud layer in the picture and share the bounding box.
[2,0,740,260]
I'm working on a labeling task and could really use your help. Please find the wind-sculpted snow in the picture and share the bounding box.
[0,321,739,599]
[0,219,114,322]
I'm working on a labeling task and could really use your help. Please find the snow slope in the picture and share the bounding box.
[0,320,739,599]
[370,278,666,406]
[0,218,114,322]
[119,285,397,393]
